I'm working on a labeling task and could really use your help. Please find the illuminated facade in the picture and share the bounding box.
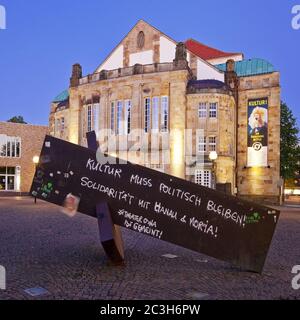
[49,20,281,204]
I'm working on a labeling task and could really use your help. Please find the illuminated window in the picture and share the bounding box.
[0,167,17,191]
[208,136,216,151]
[195,169,211,188]
[93,103,100,134]
[144,98,151,133]
[152,97,159,133]
[209,103,217,118]
[198,103,207,118]
[198,136,206,152]
[110,102,115,133]
[116,101,123,134]
[125,100,131,134]
[161,96,169,132]
[87,105,92,132]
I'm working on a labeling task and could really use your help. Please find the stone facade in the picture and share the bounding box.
[237,72,281,204]
[49,20,281,204]
[0,122,49,194]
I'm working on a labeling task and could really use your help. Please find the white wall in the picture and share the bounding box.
[129,50,153,66]
[97,45,124,72]
[197,59,224,81]
[159,36,176,63]
[208,54,243,66]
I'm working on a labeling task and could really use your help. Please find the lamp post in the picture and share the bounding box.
[32,156,39,204]
[209,151,218,189]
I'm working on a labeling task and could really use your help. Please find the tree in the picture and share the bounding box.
[280,102,300,179]
[7,116,27,124]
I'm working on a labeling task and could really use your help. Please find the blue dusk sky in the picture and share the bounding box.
[0,0,299,130]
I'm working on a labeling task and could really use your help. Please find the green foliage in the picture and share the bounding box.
[280,102,300,179]
[7,116,27,124]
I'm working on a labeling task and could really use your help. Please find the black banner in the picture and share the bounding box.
[30,136,280,273]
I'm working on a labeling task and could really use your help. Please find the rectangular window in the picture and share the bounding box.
[208,136,216,151]
[87,105,92,132]
[195,169,211,188]
[144,98,151,133]
[198,103,207,118]
[0,135,6,157]
[198,136,206,152]
[0,136,21,158]
[125,100,131,134]
[209,103,217,118]
[16,138,21,157]
[61,117,65,131]
[152,97,159,133]
[110,102,115,133]
[263,78,270,87]
[245,80,252,89]
[161,96,169,132]
[93,103,100,134]
[116,101,123,135]
[55,119,60,136]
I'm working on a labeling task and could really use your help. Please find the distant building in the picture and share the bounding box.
[49,20,281,204]
[0,122,48,195]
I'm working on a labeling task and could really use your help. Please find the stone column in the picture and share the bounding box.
[68,87,81,144]
[169,71,189,179]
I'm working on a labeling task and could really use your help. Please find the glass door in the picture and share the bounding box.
[0,167,16,191]
[6,176,15,190]
[0,175,5,191]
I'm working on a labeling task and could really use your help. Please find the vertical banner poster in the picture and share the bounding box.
[247,98,268,167]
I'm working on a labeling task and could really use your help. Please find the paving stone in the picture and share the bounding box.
[0,197,299,300]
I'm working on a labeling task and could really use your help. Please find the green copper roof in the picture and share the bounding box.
[216,58,275,77]
[53,89,69,102]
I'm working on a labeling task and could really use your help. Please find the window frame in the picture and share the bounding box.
[152,96,159,133]
[160,96,169,132]
[116,100,123,135]
[125,99,131,135]
[198,136,206,153]
[198,103,207,118]
[0,136,21,158]
[195,169,211,188]
[110,101,115,133]
[209,102,218,118]
[208,136,216,151]
[144,97,151,133]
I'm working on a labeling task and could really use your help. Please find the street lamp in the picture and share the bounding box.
[32,156,39,204]
[209,151,218,189]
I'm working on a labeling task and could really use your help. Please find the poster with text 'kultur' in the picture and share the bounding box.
[247,98,268,167]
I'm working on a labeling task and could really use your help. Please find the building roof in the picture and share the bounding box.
[187,79,228,90]
[187,79,231,94]
[53,90,69,103]
[185,39,241,60]
[216,58,275,77]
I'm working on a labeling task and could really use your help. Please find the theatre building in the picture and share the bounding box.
[49,20,281,204]
[0,122,48,195]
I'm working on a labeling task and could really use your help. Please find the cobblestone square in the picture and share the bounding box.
[0,197,299,300]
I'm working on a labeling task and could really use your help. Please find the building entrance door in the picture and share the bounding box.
[0,167,16,191]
